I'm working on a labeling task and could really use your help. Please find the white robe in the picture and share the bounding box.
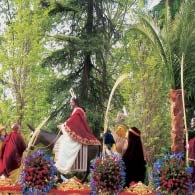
[53,125,82,174]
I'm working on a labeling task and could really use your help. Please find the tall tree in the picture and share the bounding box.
[0,0,53,129]
[42,0,136,134]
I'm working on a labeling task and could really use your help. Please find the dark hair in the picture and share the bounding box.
[130,127,141,136]
[71,97,80,106]
[123,127,144,161]
[122,127,146,187]
[104,130,115,149]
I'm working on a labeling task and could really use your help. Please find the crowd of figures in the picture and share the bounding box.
[2,96,195,189]
[104,112,146,187]
[0,96,101,181]
[0,97,147,188]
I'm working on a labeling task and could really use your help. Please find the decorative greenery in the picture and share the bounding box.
[90,152,126,194]
[152,152,193,194]
[20,150,56,195]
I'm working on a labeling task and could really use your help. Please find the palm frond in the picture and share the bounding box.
[130,11,174,85]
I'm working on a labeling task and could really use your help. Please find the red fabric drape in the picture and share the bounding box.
[0,131,26,176]
[65,107,101,145]
[189,138,195,160]
[0,186,140,195]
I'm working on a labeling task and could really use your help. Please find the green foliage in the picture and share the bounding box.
[124,0,195,163]
[151,0,182,28]
[40,0,137,136]
[0,0,54,135]
[149,0,195,120]
[106,29,171,165]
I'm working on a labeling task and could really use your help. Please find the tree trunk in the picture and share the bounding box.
[80,0,93,102]
[169,89,184,153]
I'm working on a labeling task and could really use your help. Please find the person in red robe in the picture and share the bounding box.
[0,123,26,177]
[53,97,100,174]
[64,97,101,145]
[188,117,195,184]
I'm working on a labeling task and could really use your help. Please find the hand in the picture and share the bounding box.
[100,132,104,138]
[57,124,62,129]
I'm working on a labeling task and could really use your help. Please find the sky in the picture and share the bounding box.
[147,0,161,10]
[0,0,162,34]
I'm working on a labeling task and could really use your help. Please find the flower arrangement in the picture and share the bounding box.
[152,152,193,195]
[20,150,56,195]
[90,152,126,194]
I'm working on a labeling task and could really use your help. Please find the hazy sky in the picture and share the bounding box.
[0,0,161,34]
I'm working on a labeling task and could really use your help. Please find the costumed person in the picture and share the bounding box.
[122,127,146,187]
[53,92,101,175]
[103,129,115,155]
[112,111,128,156]
[0,125,7,154]
[0,123,26,178]
[188,117,195,140]
[188,117,195,184]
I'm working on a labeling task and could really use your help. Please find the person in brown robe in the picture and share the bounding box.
[122,127,146,187]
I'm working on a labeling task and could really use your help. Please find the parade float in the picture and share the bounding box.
[0,150,156,195]
[0,74,194,195]
[0,151,192,194]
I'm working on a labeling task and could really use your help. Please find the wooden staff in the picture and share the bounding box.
[26,116,51,153]
[181,54,188,166]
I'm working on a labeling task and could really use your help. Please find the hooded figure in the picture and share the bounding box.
[0,123,26,177]
[188,117,195,183]
[122,127,146,187]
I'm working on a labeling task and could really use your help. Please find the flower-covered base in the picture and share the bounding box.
[0,177,156,195]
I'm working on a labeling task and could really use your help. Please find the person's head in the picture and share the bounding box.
[129,127,141,138]
[123,126,144,161]
[0,125,6,137]
[104,129,115,149]
[11,123,21,132]
[191,118,195,129]
[70,97,79,109]
[115,125,127,138]
[116,112,127,124]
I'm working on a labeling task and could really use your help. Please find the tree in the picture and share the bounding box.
[107,29,171,164]
[0,0,53,130]
[41,0,137,135]
[130,0,195,154]
[151,0,183,28]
